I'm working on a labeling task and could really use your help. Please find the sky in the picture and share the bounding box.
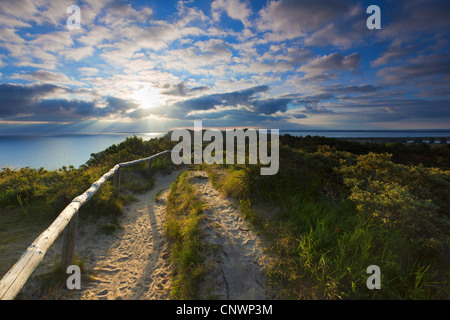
[0,0,449,134]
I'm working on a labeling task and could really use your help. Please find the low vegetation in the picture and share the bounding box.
[198,134,450,299]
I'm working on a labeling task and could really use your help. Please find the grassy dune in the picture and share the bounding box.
[197,135,450,299]
[1,133,449,299]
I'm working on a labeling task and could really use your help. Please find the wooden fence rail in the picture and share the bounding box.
[0,150,171,300]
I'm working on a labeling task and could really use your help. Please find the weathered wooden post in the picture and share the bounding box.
[146,158,152,177]
[61,211,78,272]
[165,151,170,164]
[114,167,121,197]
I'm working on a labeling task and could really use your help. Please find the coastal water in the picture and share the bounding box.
[0,133,165,170]
[0,131,449,170]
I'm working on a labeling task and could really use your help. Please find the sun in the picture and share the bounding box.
[132,85,162,109]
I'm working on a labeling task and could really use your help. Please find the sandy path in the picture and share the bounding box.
[19,168,270,300]
[78,170,181,300]
[190,171,269,300]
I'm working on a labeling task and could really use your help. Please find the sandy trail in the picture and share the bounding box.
[190,171,269,300]
[22,168,269,300]
[81,169,270,300]
[78,170,181,300]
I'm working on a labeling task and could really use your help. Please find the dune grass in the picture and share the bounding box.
[197,136,449,299]
[165,170,205,299]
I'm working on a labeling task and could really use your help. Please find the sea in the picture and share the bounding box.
[0,130,449,170]
[0,133,165,170]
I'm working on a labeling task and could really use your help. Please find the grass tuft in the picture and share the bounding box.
[165,171,205,299]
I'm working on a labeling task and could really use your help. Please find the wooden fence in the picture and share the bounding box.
[0,150,171,300]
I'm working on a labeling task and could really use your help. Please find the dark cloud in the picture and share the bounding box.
[370,0,450,103]
[0,83,145,121]
[289,113,308,119]
[302,104,333,114]
[287,93,334,115]
[252,98,291,115]
[376,52,450,85]
[160,82,209,96]
[371,43,422,67]
[162,85,306,123]
[185,107,295,125]
[258,0,357,38]
[326,84,380,94]
[103,96,139,114]
[0,83,68,115]
[171,85,269,116]
[379,0,450,42]
[300,52,361,74]
[293,52,362,85]
[29,99,97,120]
[296,93,334,103]
[325,95,450,123]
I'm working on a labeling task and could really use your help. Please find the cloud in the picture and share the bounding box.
[291,52,362,85]
[371,43,421,67]
[164,85,306,125]
[257,0,356,40]
[0,14,32,28]
[160,82,209,96]
[98,1,153,28]
[103,96,139,115]
[300,52,361,74]
[169,85,269,117]
[29,31,73,52]
[252,98,291,115]
[304,20,364,49]
[28,99,97,121]
[211,0,252,28]
[0,83,147,122]
[326,84,380,94]
[62,46,95,62]
[376,52,450,85]
[77,25,116,47]
[0,0,41,25]
[11,70,83,86]
[301,104,334,114]
[0,83,69,116]
[0,28,25,43]
[78,67,100,77]
[378,0,450,43]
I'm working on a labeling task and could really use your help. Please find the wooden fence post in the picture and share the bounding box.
[114,167,121,197]
[146,159,152,177]
[61,211,78,272]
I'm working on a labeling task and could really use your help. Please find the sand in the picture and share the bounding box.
[190,171,269,300]
[78,170,180,300]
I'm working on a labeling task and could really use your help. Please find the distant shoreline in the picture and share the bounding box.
[1,131,449,171]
